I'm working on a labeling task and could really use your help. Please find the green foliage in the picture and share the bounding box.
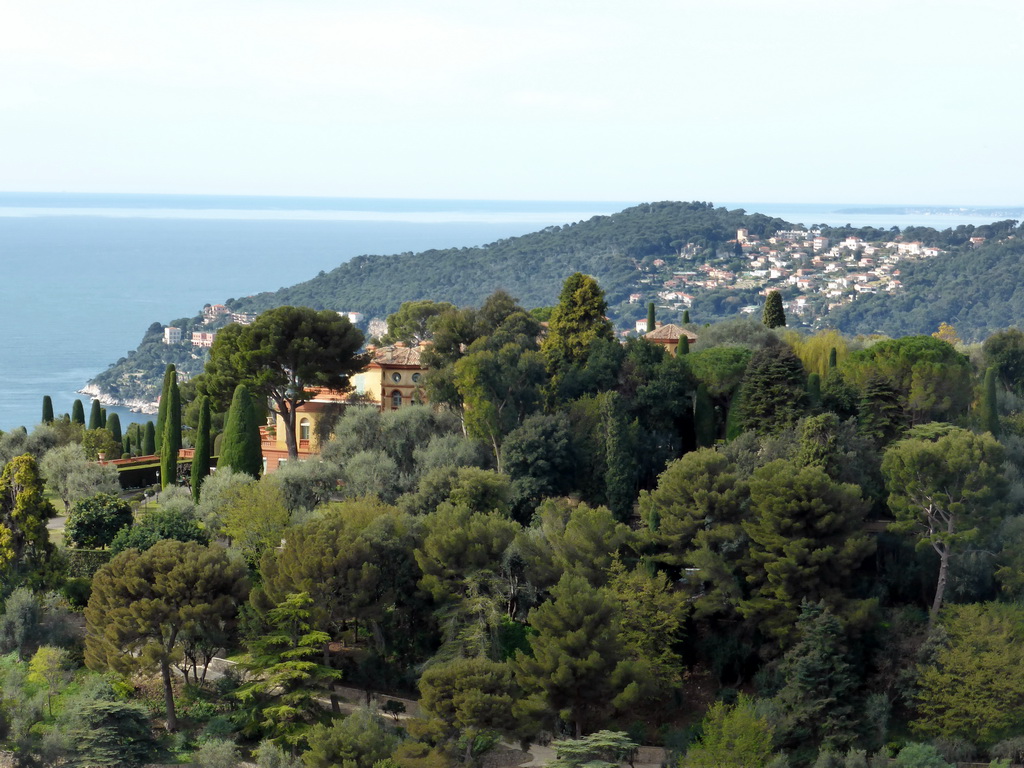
[882,426,1006,617]
[740,460,875,641]
[913,603,1024,745]
[235,591,342,748]
[773,603,861,753]
[143,420,156,455]
[983,328,1024,394]
[71,399,85,425]
[763,290,786,328]
[0,454,58,589]
[155,363,176,455]
[303,708,401,768]
[840,336,973,425]
[105,412,122,444]
[28,644,72,716]
[542,272,614,375]
[381,300,456,345]
[219,383,263,478]
[59,697,160,767]
[41,396,54,424]
[65,492,133,549]
[513,573,646,736]
[222,481,291,569]
[161,368,182,488]
[693,383,715,447]
[200,306,366,458]
[647,302,656,333]
[981,366,1000,436]
[85,540,250,730]
[550,731,638,768]
[193,739,242,768]
[418,658,520,759]
[682,696,774,768]
[192,394,212,502]
[892,743,953,768]
[109,504,208,555]
[735,345,808,436]
[502,412,576,521]
[88,399,102,431]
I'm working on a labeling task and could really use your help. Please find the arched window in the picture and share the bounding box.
[391,390,403,409]
[299,418,310,441]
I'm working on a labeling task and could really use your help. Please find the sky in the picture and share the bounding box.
[1,0,1021,205]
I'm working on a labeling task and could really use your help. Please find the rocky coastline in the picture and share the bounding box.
[77,383,159,415]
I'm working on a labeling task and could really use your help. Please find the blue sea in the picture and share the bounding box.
[0,193,1017,432]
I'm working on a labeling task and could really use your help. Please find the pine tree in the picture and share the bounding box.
[191,396,211,503]
[735,346,808,435]
[646,302,656,333]
[41,396,53,425]
[762,290,786,328]
[774,603,861,755]
[88,400,102,431]
[71,400,85,426]
[142,421,156,455]
[106,413,122,445]
[155,364,176,455]
[219,384,263,477]
[982,366,1000,437]
[160,372,181,489]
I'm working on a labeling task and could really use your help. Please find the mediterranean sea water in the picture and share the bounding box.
[0,193,1016,432]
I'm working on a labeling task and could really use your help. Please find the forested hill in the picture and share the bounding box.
[227,202,790,318]
[830,236,1024,340]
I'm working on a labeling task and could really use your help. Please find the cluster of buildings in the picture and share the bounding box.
[633,227,953,322]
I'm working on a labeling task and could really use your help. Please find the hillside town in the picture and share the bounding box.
[628,227,978,326]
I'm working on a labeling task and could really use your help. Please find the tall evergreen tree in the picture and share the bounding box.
[858,375,906,445]
[100,408,107,429]
[982,366,1000,437]
[142,421,156,456]
[541,272,614,375]
[155,364,176,455]
[191,396,212,503]
[602,392,636,522]
[762,290,786,328]
[106,413,122,445]
[88,400,102,431]
[807,372,822,409]
[682,309,690,324]
[41,396,53,425]
[828,346,838,369]
[646,302,656,333]
[735,346,808,435]
[219,384,263,477]
[693,383,715,448]
[160,373,181,489]
[71,399,85,426]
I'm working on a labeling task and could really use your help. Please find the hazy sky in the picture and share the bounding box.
[2,1,1021,204]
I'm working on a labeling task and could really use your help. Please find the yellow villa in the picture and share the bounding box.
[260,342,429,472]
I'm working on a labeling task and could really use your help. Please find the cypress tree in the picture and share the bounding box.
[71,400,85,426]
[123,434,131,457]
[88,400,102,431]
[601,392,635,522]
[100,408,107,429]
[828,347,838,369]
[155,364,176,455]
[190,396,212,502]
[106,413,122,445]
[142,421,156,456]
[646,302,656,333]
[160,373,181,489]
[682,309,690,324]
[983,366,1000,437]
[762,290,786,329]
[678,336,689,355]
[41,396,54,425]
[694,383,715,448]
[807,372,822,409]
[219,384,263,478]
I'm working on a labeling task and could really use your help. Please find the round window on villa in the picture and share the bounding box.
[391,372,402,383]
[411,373,421,383]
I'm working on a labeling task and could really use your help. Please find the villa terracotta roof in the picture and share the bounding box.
[370,344,425,367]
[643,324,698,342]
